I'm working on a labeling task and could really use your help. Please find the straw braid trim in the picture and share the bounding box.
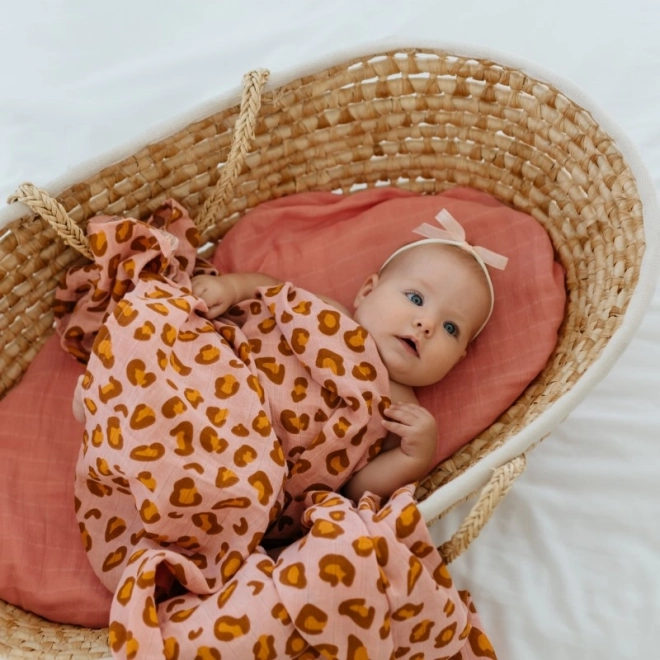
[438,455,527,563]
[196,69,270,234]
[7,183,93,260]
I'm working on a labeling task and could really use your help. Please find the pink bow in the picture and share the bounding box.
[413,209,508,270]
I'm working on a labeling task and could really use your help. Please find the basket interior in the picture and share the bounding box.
[0,49,645,499]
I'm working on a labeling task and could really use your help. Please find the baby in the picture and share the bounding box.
[72,209,506,501]
[191,210,507,502]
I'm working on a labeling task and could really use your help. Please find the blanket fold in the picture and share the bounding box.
[55,200,497,659]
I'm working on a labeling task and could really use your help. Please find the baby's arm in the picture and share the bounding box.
[192,273,350,319]
[343,400,437,502]
[191,272,281,318]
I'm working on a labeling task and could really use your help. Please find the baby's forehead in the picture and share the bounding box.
[383,242,474,273]
[383,242,491,294]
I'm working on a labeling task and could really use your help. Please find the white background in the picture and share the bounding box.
[1,2,659,658]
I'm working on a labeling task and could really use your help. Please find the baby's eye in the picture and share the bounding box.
[406,291,423,306]
[443,321,458,337]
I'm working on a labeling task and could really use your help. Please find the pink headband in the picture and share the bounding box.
[380,209,509,338]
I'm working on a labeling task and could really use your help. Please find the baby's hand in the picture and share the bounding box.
[191,274,238,318]
[382,402,437,463]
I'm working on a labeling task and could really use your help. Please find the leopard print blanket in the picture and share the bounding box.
[55,201,497,659]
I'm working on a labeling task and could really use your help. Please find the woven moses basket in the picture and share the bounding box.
[1,46,657,657]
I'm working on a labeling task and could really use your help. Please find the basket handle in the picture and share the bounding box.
[8,183,94,260]
[437,454,527,564]
[7,68,270,257]
[195,68,269,234]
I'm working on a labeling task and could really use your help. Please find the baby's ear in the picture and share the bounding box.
[353,273,379,308]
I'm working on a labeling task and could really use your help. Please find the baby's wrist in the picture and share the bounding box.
[399,443,434,463]
[222,273,245,306]
[399,434,436,462]
[226,272,277,305]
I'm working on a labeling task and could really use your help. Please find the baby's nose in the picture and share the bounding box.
[416,318,434,335]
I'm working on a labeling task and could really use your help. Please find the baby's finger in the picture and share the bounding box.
[388,401,424,411]
[205,302,228,319]
[383,407,419,426]
[381,418,408,433]
[384,403,423,419]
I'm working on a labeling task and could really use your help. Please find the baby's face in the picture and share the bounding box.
[353,244,491,387]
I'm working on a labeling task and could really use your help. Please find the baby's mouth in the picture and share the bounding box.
[398,336,419,356]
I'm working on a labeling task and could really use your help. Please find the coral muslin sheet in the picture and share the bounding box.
[55,200,497,659]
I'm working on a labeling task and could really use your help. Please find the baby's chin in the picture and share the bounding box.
[388,370,447,389]
[396,360,463,388]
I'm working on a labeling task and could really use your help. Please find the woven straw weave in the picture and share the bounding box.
[0,48,648,657]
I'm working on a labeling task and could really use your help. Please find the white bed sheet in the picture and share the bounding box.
[1,2,658,658]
